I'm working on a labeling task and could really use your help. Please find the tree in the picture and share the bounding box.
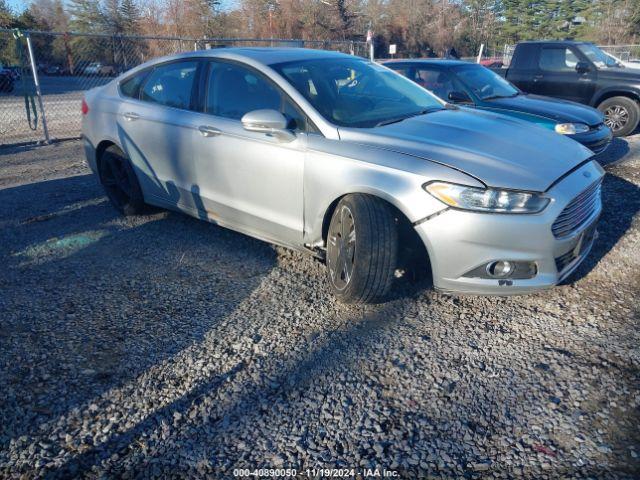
[120,0,141,35]
[68,0,105,33]
[0,0,13,28]
[104,0,123,34]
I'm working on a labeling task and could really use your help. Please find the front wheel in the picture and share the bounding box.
[598,96,640,137]
[326,194,398,304]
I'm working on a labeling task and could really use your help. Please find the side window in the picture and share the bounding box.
[416,68,454,100]
[539,48,578,72]
[206,61,306,131]
[120,70,148,99]
[389,66,410,77]
[140,61,198,109]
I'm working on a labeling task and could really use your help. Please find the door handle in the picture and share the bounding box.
[123,112,140,121]
[198,125,222,137]
[533,74,543,82]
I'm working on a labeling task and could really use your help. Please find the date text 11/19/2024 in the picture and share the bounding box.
[233,468,400,477]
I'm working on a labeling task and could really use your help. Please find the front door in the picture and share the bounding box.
[191,60,306,246]
[531,46,596,104]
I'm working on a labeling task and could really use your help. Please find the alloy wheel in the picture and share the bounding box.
[327,205,356,291]
[604,105,629,133]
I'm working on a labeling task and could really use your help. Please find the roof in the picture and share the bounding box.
[184,47,354,65]
[382,59,474,68]
[518,40,591,46]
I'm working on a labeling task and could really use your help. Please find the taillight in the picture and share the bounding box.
[81,98,89,115]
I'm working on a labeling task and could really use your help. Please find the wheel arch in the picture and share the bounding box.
[319,188,415,244]
[319,191,432,278]
[592,88,640,107]
[95,139,118,169]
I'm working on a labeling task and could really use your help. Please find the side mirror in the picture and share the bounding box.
[241,109,295,142]
[575,61,591,74]
[448,91,472,104]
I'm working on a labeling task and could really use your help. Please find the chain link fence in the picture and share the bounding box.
[598,44,640,63]
[0,29,366,148]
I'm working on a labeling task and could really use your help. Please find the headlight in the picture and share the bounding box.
[555,123,590,135]
[424,182,550,213]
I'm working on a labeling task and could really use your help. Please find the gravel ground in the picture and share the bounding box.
[0,138,639,479]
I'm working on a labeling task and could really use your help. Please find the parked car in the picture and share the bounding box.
[83,63,117,76]
[82,49,604,302]
[3,65,21,80]
[479,57,504,68]
[43,65,64,76]
[492,40,640,136]
[385,59,612,154]
[0,69,14,92]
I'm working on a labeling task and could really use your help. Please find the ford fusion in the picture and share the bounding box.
[82,49,604,303]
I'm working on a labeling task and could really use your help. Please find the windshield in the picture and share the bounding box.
[272,57,444,128]
[577,44,619,68]
[453,64,519,100]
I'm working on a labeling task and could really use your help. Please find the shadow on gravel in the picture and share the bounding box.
[50,300,414,477]
[0,174,277,448]
[563,170,640,284]
[594,137,630,167]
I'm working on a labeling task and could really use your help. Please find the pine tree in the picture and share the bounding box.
[119,0,141,35]
[104,0,123,34]
[0,0,13,28]
[68,0,105,33]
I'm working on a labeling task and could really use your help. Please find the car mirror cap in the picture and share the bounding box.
[241,109,295,142]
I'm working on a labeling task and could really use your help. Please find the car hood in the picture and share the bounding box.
[338,108,593,192]
[484,94,603,126]
[596,67,640,82]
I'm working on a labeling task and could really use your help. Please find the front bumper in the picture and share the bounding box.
[571,124,612,155]
[415,160,604,295]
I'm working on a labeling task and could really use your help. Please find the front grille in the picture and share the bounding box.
[552,180,602,238]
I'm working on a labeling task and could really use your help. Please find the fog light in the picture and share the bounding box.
[486,260,514,278]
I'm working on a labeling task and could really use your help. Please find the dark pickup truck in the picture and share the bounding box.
[494,40,640,136]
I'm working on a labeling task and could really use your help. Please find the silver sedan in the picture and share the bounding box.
[82,48,604,303]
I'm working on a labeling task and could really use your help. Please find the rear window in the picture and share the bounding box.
[140,61,198,110]
[120,71,148,99]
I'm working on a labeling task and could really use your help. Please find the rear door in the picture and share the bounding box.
[532,46,596,103]
[116,59,203,208]
[504,43,540,93]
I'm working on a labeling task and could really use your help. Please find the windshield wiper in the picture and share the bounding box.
[375,109,434,127]
[483,93,519,101]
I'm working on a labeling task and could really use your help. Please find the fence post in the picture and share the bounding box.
[476,43,484,63]
[25,33,50,144]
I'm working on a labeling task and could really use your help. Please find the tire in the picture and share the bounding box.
[326,194,398,304]
[598,96,640,137]
[98,145,147,216]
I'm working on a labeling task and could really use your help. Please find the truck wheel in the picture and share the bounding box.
[326,194,398,304]
[598,96,640,137]
[98,145,147,216]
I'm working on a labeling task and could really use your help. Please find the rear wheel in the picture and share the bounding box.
[98,145,147,215]
[326,194,398,304]
[598,96,640,137]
